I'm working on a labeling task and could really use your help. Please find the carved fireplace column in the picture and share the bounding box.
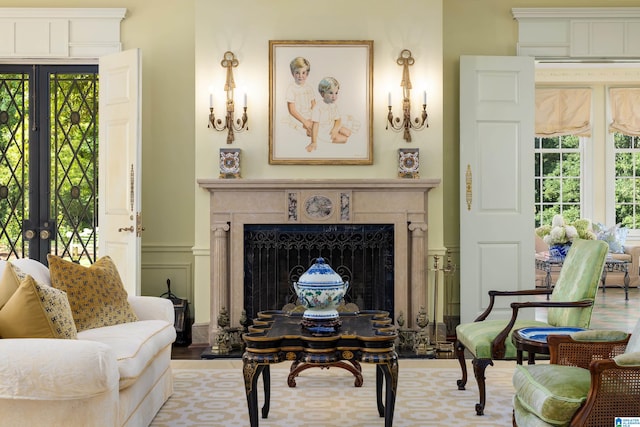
[209,221,230,343]
[408,222,428,327]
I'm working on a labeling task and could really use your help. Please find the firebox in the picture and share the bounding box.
[243,224,394,320]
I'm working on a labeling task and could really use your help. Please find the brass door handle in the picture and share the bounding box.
[118,226,135,233]
[24,229,36,240]
[39,229,51,240]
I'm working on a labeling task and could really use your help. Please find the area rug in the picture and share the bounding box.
[150,358,519,426]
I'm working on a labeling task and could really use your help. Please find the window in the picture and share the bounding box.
[534,135,583,227]
[613,132,640,229]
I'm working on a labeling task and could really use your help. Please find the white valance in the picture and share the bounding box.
[535,88,591,137]
[609,88,640,137]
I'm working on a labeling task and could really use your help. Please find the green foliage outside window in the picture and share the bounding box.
[534,135,582,227]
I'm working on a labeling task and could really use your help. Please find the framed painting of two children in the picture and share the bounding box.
[269,40,373,165]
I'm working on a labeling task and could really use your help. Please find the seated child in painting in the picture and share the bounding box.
[285,57,315,137]
[308,76,351,152]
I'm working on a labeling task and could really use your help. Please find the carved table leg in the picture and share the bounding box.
[377,358,399,427]
[243,359,267,427]
[261,365,270,418]
[376,364,384,416]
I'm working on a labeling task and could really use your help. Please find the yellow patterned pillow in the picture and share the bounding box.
[47,255,138,332]
[0,274,78,339]
[0,262,26,309]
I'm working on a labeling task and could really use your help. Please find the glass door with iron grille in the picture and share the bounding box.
[0,65,99,265]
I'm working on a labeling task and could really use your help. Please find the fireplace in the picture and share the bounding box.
[243,223,395,320]
[198,178,439,345]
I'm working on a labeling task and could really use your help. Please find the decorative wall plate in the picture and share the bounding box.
[304,195,333,219]
[219,148,241,178]
[398,148,419,178]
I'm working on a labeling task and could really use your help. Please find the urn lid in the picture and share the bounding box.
[297,258,344,286]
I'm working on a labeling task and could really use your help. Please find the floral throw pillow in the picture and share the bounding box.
[593,223,628,254]
[47,255,138,332]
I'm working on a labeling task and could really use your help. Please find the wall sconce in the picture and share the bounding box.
[386,49,428,142]
[208,51,248,144]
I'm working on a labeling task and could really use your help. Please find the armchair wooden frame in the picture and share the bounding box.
[513,333,638,426]
[455,288,594,415]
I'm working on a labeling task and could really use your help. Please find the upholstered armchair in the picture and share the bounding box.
[455,239,608,415]
[512,319,640,426]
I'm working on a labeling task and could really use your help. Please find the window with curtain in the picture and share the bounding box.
[610,88,640,229]
[534,88,591,227]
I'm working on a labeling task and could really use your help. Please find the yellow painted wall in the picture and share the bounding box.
[193,0,445,327]
[5,0,638,334]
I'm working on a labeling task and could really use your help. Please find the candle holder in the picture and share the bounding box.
[386,49,428,142]
[208,51,248,144]
[430,255,457,352]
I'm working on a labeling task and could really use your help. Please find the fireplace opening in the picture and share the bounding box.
[243,224,394,320]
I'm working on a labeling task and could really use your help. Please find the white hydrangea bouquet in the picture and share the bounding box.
[535,214,596,246]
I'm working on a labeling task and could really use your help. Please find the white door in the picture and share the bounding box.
[98,49,142,296]
[459,55,535,324]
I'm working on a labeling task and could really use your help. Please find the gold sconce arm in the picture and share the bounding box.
[386,49,428,142]
[208,51,249,144]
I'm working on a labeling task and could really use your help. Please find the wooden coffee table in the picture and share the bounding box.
[512,327,586,365]
[242,310,398,427]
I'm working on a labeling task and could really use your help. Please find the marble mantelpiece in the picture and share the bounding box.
[197,178,440,345]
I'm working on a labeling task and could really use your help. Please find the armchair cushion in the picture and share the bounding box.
[570,329,629,342]
[513,364,590,425]
[456,319,548,359]
[625,315,640,353]
[48,255,138,332]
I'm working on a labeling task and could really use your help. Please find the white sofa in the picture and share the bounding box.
[0,259,176,427]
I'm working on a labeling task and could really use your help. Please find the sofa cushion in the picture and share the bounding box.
[0,268,77,339]
[48,255,138,332]
[8,258,52,287]
[78,319,176,389]
[512,364,590,425]
[594,222,628,254]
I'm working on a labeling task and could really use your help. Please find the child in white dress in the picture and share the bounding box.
[308,77,351,152]
[285,57,315,137]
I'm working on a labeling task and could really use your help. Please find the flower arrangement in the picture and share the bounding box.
[535,214,596,246]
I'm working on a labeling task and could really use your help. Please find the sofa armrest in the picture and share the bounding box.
[0,338,119,399]
[128,295,175,323]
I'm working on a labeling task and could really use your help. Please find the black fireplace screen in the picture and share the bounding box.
[243,224,394,320]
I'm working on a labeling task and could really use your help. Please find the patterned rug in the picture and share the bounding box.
[150,359,518,426]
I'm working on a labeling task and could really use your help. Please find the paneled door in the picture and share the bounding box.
[459,55,535,324]
[98,49,143,296]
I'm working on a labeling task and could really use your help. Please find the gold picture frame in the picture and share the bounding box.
[269,40,373,165]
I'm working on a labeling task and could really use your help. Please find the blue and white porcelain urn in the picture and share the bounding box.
[294,258,349,326]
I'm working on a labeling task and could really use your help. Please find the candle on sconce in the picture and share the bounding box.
[243,92,247,108]
[423,90,427,105]
[209,93,213,109]
[388,92,392,107]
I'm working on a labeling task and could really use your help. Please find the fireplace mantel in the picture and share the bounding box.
[198,178,440,344]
